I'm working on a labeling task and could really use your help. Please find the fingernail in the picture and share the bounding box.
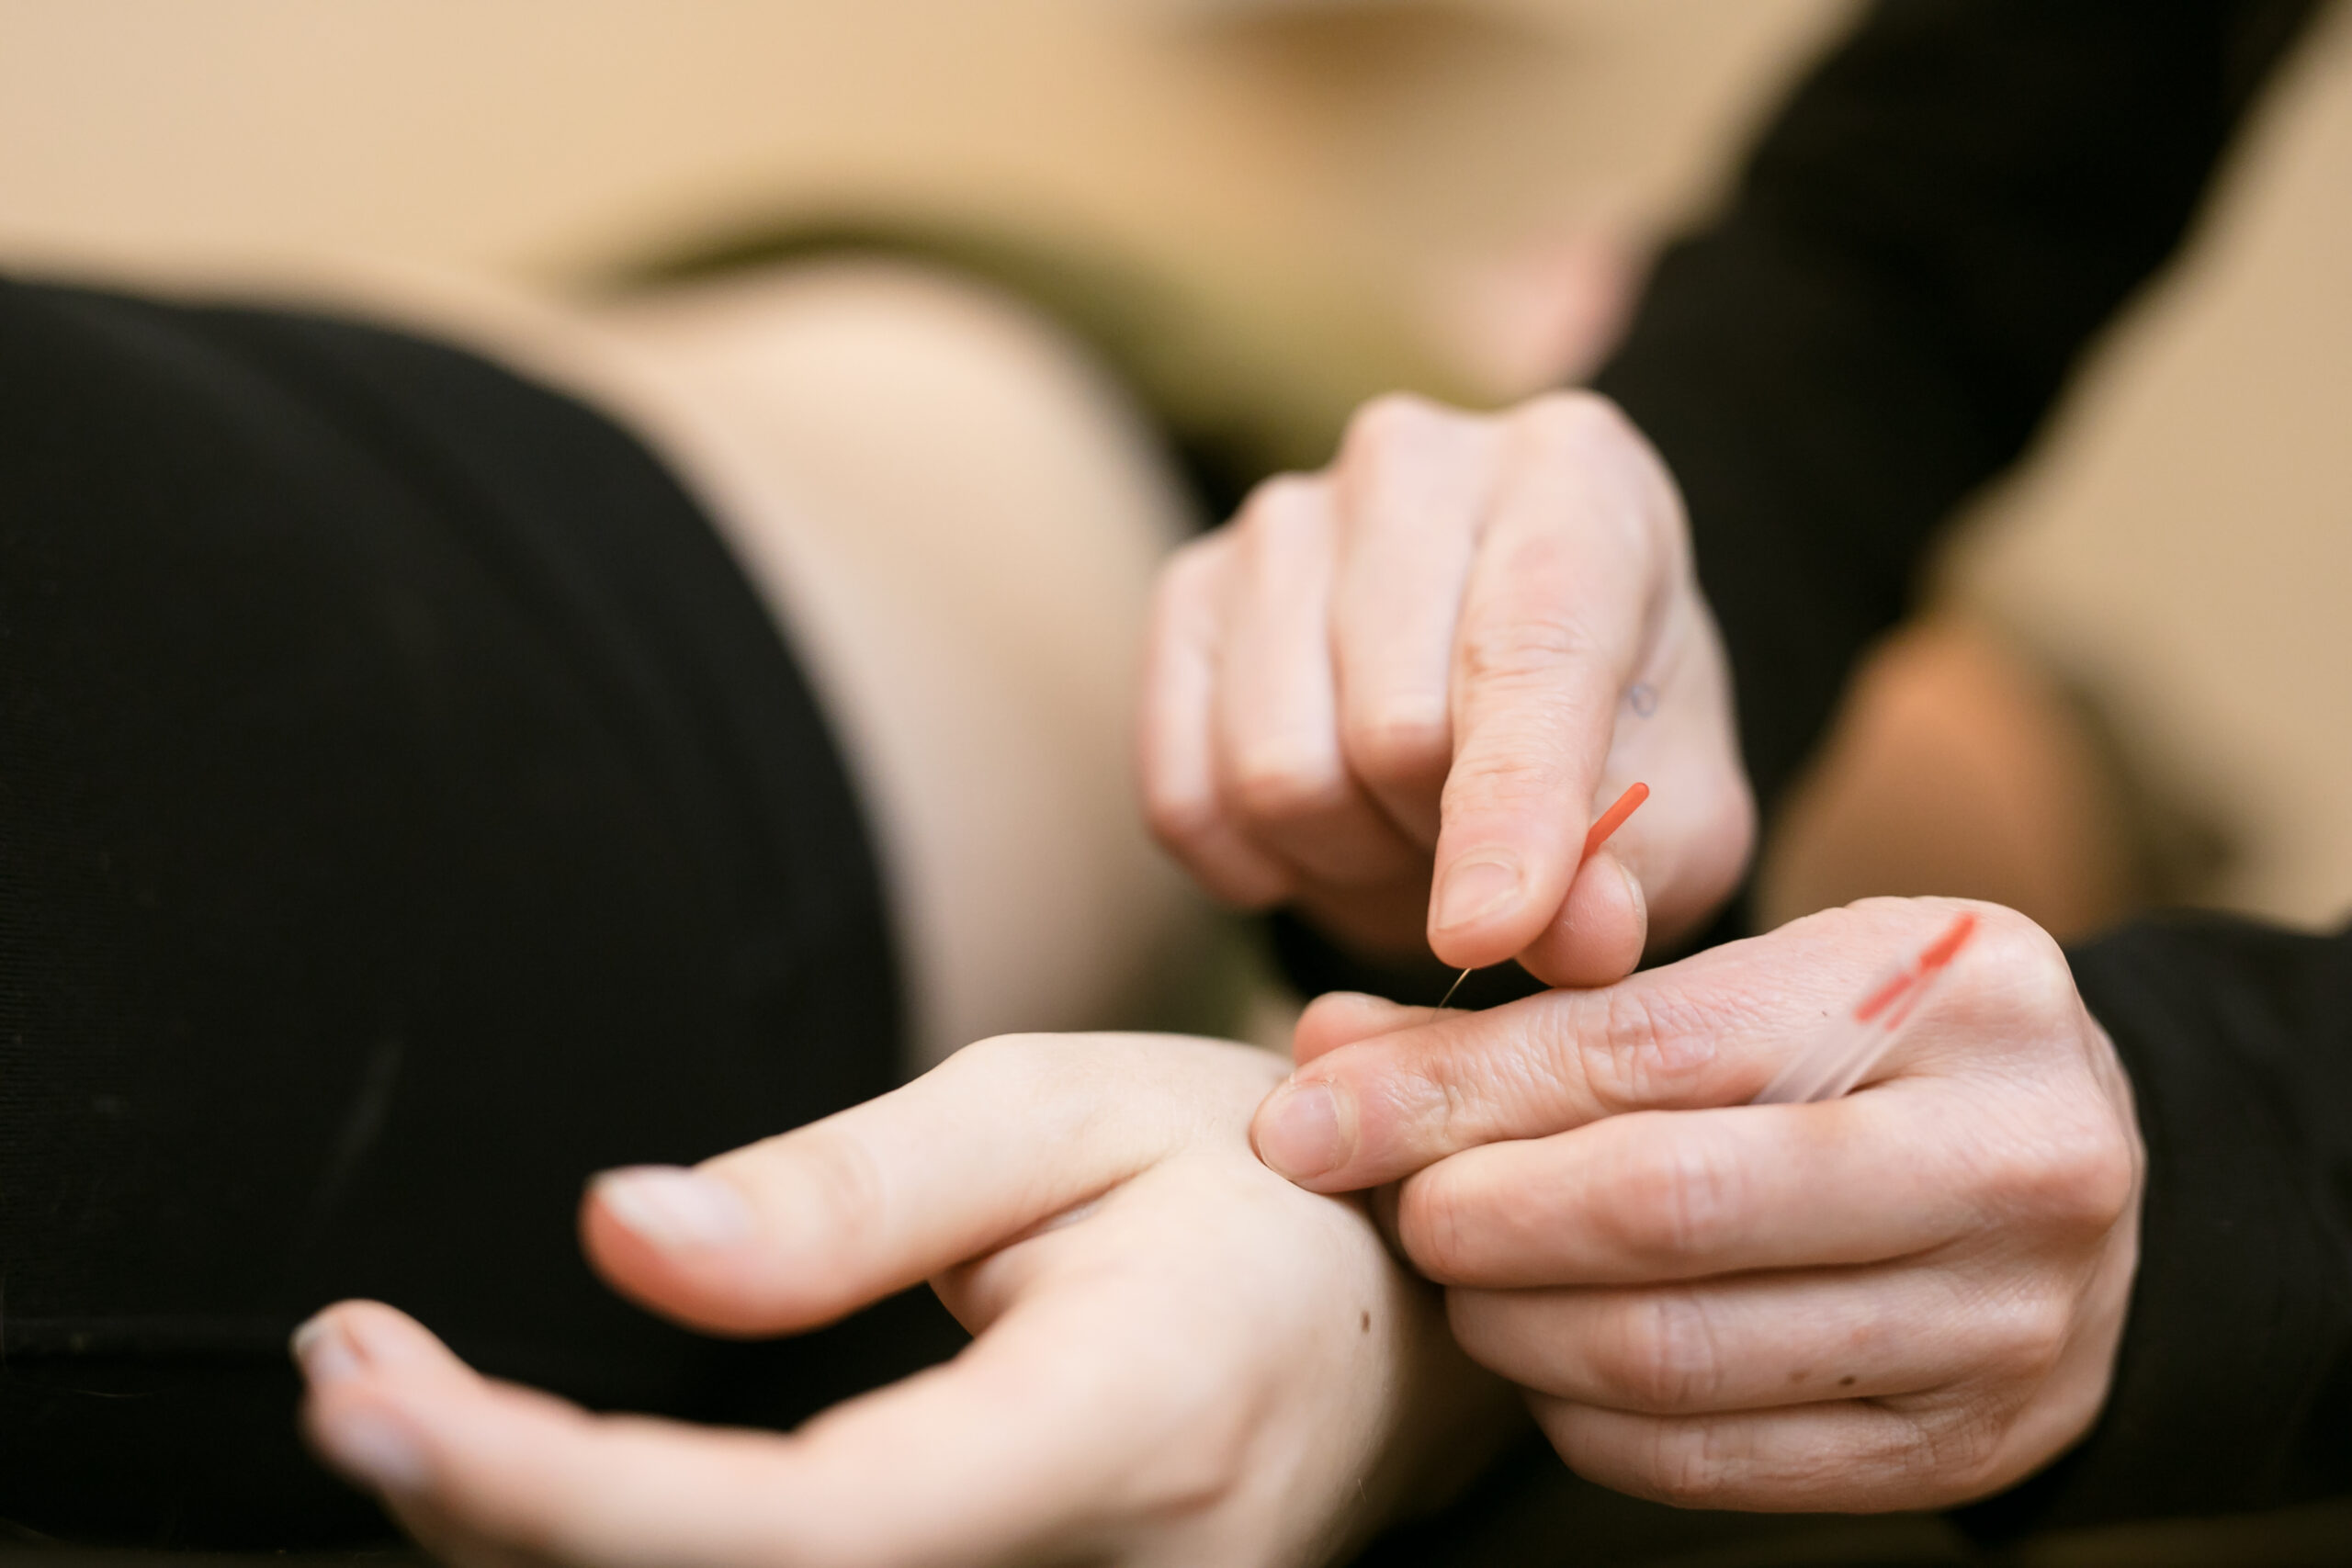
[594,1165,755,1248]
[1617,857,1647,927]
[316,1405,431,1495]
[290,1314,363,1387]
[1255,1081,1350,1181]
[1435,855,1522,933]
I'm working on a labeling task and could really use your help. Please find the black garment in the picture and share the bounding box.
[1338,0,2350,1549]
[0,279,957,1545]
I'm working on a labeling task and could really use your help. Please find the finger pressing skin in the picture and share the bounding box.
[1253,899,2032,1192]
[1515,845,1647,988]
[1528,1390,2031,1513]
[1250,956,1749,1193]
[1215,475,1424,888]
[1391,1094,1982,1287]
[1327,394,1498,846]
[1446,1261,2071,1415]
[1139,534,1295,907]
[583,1033,1273,1337]
[1428,395,1668,970]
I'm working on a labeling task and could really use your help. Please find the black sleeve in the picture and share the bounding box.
[1591,0,2323,820]
[1962,915,2352,1529]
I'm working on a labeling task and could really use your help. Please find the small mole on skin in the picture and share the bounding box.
[1789,1369,1809,1384]
[1839,1375,1857,1387]
[1360,1311,1372,1334]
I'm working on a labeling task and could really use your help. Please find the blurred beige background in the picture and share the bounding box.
[4,0,2346,931]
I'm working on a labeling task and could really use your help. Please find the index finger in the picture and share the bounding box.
[1427,394,1674,969]
[1253,902,1994,1193]
[1252,977,1756,1194]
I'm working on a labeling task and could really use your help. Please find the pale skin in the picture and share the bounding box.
[1252,897,2144,1512]
[298,371,2149,1541]
[1138,389,1755,984]
[1148,389,2149,1509]
[294,1033,1519,1568]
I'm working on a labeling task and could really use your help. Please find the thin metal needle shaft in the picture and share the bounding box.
[1430,781,1651,1013]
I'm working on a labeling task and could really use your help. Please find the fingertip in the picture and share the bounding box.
[578,1168,778,1336]
[1428,851,1554,969]
[1250,1077,1356,1190]
[294,1301,469,1389]
[591,1165,757,1251]
[1519,849,1647,988]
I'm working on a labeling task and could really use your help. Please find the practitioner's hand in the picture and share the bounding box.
[1139,390,1752,986]
[1252,899,2143,1511]
[294,1034,1513,1568]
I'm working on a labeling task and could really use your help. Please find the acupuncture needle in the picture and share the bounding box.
[1435,780,1651,1010]
[1748,910,1979,1105]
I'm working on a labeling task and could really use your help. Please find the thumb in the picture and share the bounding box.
[1516,846,1647,988]
[579,1035,1190,1337]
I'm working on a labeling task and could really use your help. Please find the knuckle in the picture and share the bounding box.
[1158,528,1228,598]
[1341,702,1449,789]
[1508,390,1680,552]
[1139,774,1211,851]
[1236,471,1324,538]
[1512,391,1660,500]
[1441,746,1571,825]
[1600,1130,1743,1268]
[1139,769,1235,864]
[1609,1291,1724,1411]
[2042,1128,2138,1234]
[1590,986,1712,1108]
[1979,1120,2135,1238]
[1342,389,1453,457]
[1641,1422,1734,1506]
[1970,906,2078,1021]
[1146,538,1222,634]
[1516,389,1632,452]
[1226,745,1350,827]
[1395,1171,1481,1284]
[1454,608,1602,693]
[1984,1289,2075,1385]
[1908,1399,2009,1489]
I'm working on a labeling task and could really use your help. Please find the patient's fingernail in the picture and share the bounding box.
[316,1406,431,1495]
[291,1314,362,1387]
[594,1165,754,1248]
[1255,1081,1350,1181]
[1435,856,1522,933]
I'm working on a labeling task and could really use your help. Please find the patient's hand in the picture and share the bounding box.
[1254,899,2143,1512]
[295,1034,1513,1568]
[1139,390,1752,985]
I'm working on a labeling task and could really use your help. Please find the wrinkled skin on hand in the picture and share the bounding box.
[1138,390,1753,987]
[295,1033,1517,1568]
[1252,898,2145,1513]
